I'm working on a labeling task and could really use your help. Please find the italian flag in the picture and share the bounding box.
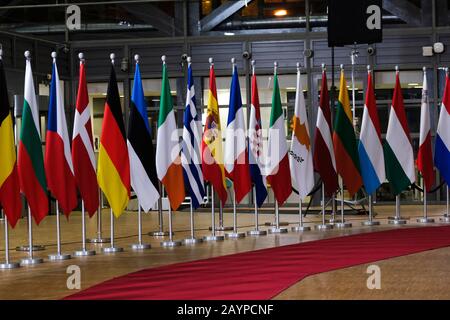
[18,57,48,224]
[156,59,185,210]
[384,70,415,195]
[266,71,292,205]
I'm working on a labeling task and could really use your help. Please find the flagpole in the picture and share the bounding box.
[330,192,336,225]
[316,183,333,230]
[102,208,124,253]
[248,186,267,236]
[131,203,151,250]
[417,185,435,223]
[88,190,110,243]
[19,207,44,265]
[204,186,224,241]
[269,200,288,233]
[74,200,96,256]
[150,183,169,237]
[0,214,20,269]
[292,196,310,232]
[441,186,450,222]
[226,185,246,238]
[335,176,352,228]
[161,205,182,247]
[48,201,71,260]
[184,197,203,244]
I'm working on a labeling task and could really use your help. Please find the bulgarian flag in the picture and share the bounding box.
[266,68,292,205]
[384,69,415,195]
[417,68,435,191]
[0,55,22,228]
[156,57,185,210]
[18,53,48,224]
[333,68,362,196]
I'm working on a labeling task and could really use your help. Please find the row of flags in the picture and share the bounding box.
[2,53,450,229]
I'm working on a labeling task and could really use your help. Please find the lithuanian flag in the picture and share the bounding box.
[97,62,130,217]
[0,57,21,228]
[156,57,185,210]
[332,68,363,196]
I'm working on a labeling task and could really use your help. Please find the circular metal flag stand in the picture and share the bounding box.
[0,215,20,269]
[203,186,224,242]
[268,201,288,233]
[362,195,380,226]
[316,184,333,230]
[226,191,246,239]
[102,209,124,253]
[184,198,203,245]
[74,201,96,256]
[20,207,44,265]
[161,206,182,247]
[292,197,311,232]
[149,184,170,237]
[388,195,407,225]
[48,201,71,261]
[131,204,151,250]
[88,192,110,243]
[247,188,267,236]
[441,186,450,223]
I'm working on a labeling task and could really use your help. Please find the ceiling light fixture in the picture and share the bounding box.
[274,9,287,17]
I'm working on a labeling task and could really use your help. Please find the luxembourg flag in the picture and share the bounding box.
[224,62,252,204]
[358,67,385,195]
[45,52,78,215]
[435,69,450,185]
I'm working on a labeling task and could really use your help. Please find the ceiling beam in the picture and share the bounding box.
[200,0,255,32]
[383,0,422,26]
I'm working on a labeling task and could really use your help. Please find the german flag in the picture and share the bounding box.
[97,62,130,217]
[0,57,21,228]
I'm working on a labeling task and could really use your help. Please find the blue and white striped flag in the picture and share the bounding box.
[181,61,205,209]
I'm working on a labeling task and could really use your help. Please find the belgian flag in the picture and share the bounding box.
[0,56,22,227]
[97,61,130,217]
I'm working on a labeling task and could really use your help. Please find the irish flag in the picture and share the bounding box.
[289,66,314,200]
[267,68,292,205]
[333,68,362,196]
[18,53,48,224]
[156,57,185,210]
[417,68,435,191]
[384,69,415,195]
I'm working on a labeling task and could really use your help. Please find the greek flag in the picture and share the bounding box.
[181,62,205,208]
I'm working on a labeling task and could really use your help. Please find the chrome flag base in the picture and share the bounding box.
[225,232,246,239]
[20,257,43,265]
[0,262,20,269]
[88,237,110,244]
[73,250,96,256]
[335,221,352,228]
[131,243,151,250]
[247,230,267,236]
[416,217,435,223]
[440,216,450,223]
[149,231,170,237]
[291,225,311,232]
[315,224,333,230]
[388,217,407,225]
[183,238,203,245]
[203,235,224,242]
[160,240,182,247]
[102,246,124,253]
[48,253,71,261]
[268,227,288,234]
[362,220,380,226]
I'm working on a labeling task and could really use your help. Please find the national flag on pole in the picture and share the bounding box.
[45,53,78,216]
[289,66,314,200]
[313,68,338,196]
[267,67,292,205]
[417,68,435,191]
[127,58,159,212]
[224,63,252,203]
[97,59,130,217]
[435,70,450,185]
[18,53,48,224]
[333,68,362,196]
[181,61,205,209]
[248,69,268,207]
[0,56,21,228]
[358,67,385,195]
[201,62,228,205]
[72,55,99,217]
[156,57,185,210]
[384,69,415,195]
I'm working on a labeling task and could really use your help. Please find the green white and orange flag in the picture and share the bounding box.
[156,57,185,210]
[0,55,22,228]
[18,53,48,224]
[332,68,362,196]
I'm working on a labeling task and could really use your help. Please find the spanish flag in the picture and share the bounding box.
[97,62,130,217]
[0,57,21,228]
[201,62,227,205]
[156,57,185,210]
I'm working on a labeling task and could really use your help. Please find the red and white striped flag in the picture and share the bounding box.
[72,54,99,216]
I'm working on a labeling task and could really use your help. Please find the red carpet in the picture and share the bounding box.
[65,226,450,300]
